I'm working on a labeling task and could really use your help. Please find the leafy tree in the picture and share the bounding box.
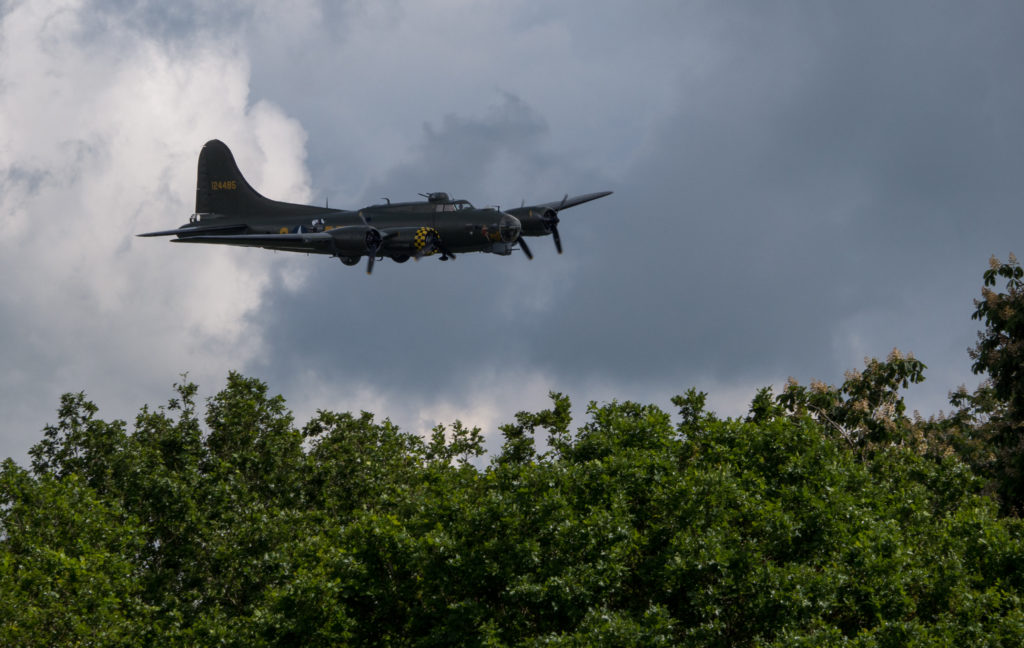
[671,387,715,433]
[972,254,1024,416]
[967,254,1024,511]
[777,348,926,452]
[0,461,150,647]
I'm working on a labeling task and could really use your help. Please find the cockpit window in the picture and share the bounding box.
[436,200,473,213]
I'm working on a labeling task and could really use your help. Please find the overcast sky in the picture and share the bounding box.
[2,0,1023,461]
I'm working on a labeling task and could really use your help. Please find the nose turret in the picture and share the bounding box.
[498,212,522,243]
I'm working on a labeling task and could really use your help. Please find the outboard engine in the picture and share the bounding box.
[512,206,563,253]
[515,207,558,237]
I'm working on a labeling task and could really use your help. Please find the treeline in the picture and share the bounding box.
[2,257,1024,646]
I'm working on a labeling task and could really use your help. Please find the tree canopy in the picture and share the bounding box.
[3,257,1024,646]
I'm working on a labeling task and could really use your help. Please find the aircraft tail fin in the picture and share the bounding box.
[194,140,332,218]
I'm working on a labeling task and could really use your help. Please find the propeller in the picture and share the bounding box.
[550,221,563,254]
[358,211,384,275]
[517,236,533,260]
[364,228,383,274]
[541,202,564,254]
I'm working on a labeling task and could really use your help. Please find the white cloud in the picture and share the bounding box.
[0,0,309,460]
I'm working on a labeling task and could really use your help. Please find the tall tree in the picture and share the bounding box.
[969,254,1024,512]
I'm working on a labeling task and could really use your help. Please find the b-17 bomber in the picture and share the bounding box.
[139,140,612,274]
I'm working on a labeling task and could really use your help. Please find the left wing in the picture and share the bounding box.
[506,190,612,254]
[529,191,613,213]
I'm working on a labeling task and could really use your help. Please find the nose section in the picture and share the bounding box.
[498,212,522,243]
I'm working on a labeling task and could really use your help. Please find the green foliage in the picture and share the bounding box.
[747,386,784,423]
[778,349,926,451]
[497,391,571,465]
[3,374,1024,646]
[0,462,150,647]
[972,254,1024,413]
[966,254,1024,511]
[671,387,715,433]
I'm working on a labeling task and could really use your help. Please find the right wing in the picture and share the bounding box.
[170,232,336,254]
[137,224,249,238]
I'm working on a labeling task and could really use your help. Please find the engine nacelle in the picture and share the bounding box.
[515,207,558,237]
[327,226,381,256]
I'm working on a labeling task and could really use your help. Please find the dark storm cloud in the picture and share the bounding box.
[364,94,551,201]
[247,1,1024,419]
[576,3,1022,375]
[578,1,1024,392]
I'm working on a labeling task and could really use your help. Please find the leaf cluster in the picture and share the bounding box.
[777,349,926,452]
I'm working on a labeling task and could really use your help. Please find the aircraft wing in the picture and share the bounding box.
[137,224,250,237]
[505,191,612,254]
[530,191,613,212]
[171,232,335,253]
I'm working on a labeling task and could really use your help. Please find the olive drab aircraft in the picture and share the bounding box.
[139,139,612,274]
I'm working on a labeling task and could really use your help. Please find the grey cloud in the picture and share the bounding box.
[1,165,50,196]
[87,0,250,43]
[363,94,550,203]
[587,2,1024,392]
[248,1,1024,419]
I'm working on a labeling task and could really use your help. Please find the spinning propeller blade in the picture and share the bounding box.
[518,236,533,260]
